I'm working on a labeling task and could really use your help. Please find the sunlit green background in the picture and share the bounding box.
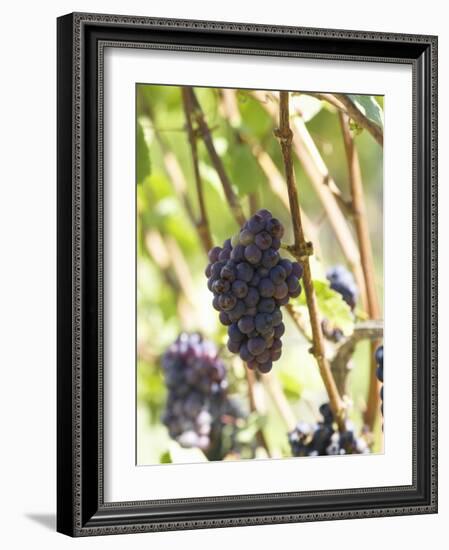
[136,85,383,465]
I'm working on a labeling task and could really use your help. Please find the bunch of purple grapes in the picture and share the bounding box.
[321,265,358,343]
[205,209,303,374]
[161,333,237,451]
[288,403,369,457]
[376,345,384,416]
[326,265,358,310]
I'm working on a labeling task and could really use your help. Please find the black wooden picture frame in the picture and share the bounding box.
[57,12,438,537]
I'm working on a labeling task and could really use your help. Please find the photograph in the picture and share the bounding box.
[136,84,384,466]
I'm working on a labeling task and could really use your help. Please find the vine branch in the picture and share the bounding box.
[331,320,384,396]
[276,91,345,431]
[185,88,246,226]
[339,112,382,429]
[181,88,213,252]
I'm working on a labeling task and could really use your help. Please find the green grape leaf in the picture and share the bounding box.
[137,120,151,184]
[348,95,384,130]
[296,279,354,336]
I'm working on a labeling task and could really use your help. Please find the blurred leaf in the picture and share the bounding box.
[348,95,384,129]
[277,369,303,400]
[313,280,354,336]
[137,120,151,184]
[225,143,266,197]
[236,412,266,444]
[160,450,172,464]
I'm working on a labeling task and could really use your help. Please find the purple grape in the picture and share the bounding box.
[212,295,221,311]
[228,323,244,342]
[286,274,300,293]
[239,343,252,362]
[208,246,222,263]
[239,228,254,246]
[271,237,281,250]
[273,282,288,300]
[270,265,287,285]
[274,323,285,338]
[205,263,212,278]
[255,231,272,250]
[272,309,283,326]
[218,293,237,311]
[238,316,255,335]
[256,350,271,364]
[227,300,246,322]
[244,287,260,307]
[266,218,284,238]
[276,295,290,306]
[258,361,273,373]
[211,261,226,279]
[227,339,240,353]
[258,298,276,313]
[279,258,292,276]
[262,248,280,269]
[247,337,266,356]
[230,244,245,262]
[219,311,231,326]
[212,279,230,294]
[236,262,254,282]
[220,262,237,281]
[291,262,304,279]
[255,313,273,334]
[256,209,272,220]
[244,243,263,264]
[232,280,248,299]
[259,278,275,298]
[247,213,266,234]
[249,274,261,288]
[218,248,231,261]
[289,285,302,299]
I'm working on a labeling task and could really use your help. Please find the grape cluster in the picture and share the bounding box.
[205,209,303,374]
[326,265,358,310]
[288,403,369,457]
[375,345,384,416]
[161,333,236,451]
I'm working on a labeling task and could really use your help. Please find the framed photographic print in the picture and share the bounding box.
[57,12,438,536]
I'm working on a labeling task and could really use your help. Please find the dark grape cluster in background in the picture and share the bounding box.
[376,345,384,416]
[326,264,358,310]
[205,209,303,374]
[161,333,240,453]
[288,403,369,457]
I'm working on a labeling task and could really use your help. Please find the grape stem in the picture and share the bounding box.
[276,91,346,431]
[181,88,214,253]
[184,88,246,227]
[339,112,382,429]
